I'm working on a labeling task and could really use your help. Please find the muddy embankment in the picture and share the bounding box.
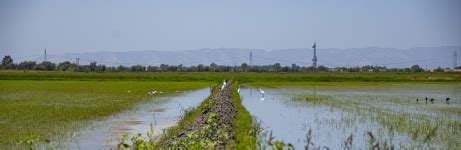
[163,80,237,147]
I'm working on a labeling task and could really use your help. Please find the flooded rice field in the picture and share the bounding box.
[240,83,460,149]
[59,88,210,149]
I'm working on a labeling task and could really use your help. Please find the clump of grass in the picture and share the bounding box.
[292,94,332,103]
[366,131,395,150]
[17,133,50,150]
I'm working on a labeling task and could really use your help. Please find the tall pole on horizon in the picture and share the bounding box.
[454,51,458,69]
[312,42,317,67]
[75,58,80,66]
[249,50,253,66]
[44,48,47,62]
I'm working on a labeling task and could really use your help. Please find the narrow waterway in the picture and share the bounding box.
[61,88,210,149]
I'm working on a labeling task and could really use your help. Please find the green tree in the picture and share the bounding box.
[41,61,56,71]
[317,65,329,72]
[241,63,248,72]
[273,63,281,72]
[57,61,76,71]
[2,55,15,69]
[89,61,97,71]
[130,65,145,72]
[17,61,36,70]
[410,65,423,72]
[434,67,444,72]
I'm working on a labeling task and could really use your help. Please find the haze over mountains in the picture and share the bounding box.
[4,46,460,69]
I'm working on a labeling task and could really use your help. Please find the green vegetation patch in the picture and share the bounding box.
[0,80,209,146]
[154,85,219,147]
[1,71,460,82]
[231,81,257,149]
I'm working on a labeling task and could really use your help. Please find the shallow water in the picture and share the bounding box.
[59,88,210,149]
[240,85,460,149]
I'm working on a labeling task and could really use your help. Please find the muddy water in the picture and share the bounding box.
[240,87,460,149]
[62,88,210,149]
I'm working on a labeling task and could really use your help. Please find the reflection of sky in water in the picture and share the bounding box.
[277,87,461,121]
[240,86,459,149]
[60,88,210,149]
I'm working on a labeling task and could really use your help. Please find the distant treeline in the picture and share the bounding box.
[1,55,446,73]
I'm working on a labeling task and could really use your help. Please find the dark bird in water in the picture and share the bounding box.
[416,99,419,102]
[446,98,451,104]
[425,97,428,104]
[430,98,435,104]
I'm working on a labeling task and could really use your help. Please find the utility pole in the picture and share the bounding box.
[75,58,80,66]
[249,50,253,66]
[44,48,47,62]
[454,51,458,69]
[312,42,317,67]
[75,58,80,71]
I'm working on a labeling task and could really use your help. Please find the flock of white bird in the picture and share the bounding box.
[236,83,265,103]
[130,80,267,102]
[147,91,162,95]
[145,90,182,95]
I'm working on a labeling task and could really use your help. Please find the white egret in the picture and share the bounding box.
[221,80,227,90]
[237,85,241,93]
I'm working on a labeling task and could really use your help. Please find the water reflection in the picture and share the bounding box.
[62,88,210,149]
[240,87,459,149]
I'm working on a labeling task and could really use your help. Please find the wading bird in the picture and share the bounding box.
[221,80,227,90]
[425,97,428,104]
[430,98,435,104]
[446,98,451,104]
[237,85,241,93]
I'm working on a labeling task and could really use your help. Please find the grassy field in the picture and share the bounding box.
[1,71,460,148]
[1,71,460,82]
[0,80,210,146]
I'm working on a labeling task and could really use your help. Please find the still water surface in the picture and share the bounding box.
[61,88,210,149]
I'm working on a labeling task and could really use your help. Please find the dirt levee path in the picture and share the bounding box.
[164,80,237,147]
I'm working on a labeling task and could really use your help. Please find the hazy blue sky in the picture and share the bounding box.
[1,0,460,55]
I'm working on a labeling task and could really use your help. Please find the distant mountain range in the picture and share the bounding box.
[8,46,461,68]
